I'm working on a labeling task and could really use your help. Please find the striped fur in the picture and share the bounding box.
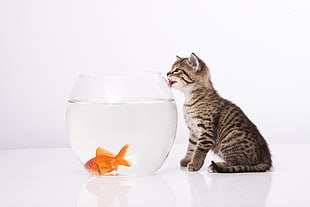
[167,53,272,173]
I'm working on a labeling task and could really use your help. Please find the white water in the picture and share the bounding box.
[67,99,177,176]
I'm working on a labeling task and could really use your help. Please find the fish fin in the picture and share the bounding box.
[106,166,117,173]
[115,144,132,167]
[96,147,115,157]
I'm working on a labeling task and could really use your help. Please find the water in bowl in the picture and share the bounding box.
[67,99,177,176]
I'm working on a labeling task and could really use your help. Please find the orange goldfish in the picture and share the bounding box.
[84,144,131,176]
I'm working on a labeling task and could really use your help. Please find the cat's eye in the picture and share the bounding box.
[173,68,181,73]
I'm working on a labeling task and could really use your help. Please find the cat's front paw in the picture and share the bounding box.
[180,158,191,167]
[187,161,204,172]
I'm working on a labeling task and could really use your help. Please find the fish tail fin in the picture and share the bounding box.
[115,144,131,167]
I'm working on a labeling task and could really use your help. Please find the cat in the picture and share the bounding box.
[167,53,272,173]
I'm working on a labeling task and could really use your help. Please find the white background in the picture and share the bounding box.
[1,0,309,149]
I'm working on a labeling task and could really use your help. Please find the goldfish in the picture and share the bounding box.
[84,144,131,176]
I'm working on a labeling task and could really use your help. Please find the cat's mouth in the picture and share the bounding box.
[167,79,176,87]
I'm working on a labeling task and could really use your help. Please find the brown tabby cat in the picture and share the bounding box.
[167,53,272,173]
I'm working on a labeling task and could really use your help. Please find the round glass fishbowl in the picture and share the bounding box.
[66,72,178,177]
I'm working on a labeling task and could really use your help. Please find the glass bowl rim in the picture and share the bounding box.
[78,71,163,78]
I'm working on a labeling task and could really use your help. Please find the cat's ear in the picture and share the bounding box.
[176,55,181,60]
[188,53,200,71]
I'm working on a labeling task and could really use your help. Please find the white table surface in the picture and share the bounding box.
[0,144,309,207]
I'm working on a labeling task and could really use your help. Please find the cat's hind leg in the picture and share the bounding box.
[208,161,229,173]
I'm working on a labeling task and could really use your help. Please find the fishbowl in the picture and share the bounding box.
[66,72,178,176]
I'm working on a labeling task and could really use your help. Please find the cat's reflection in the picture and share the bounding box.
[187,172,272,207]
[76,175,175,207]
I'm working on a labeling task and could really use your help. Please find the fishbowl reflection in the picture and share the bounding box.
[76,175,175,207]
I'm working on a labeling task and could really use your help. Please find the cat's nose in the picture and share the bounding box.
[167,71,171,76]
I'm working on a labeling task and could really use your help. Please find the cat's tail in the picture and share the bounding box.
[210,161,271,173]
